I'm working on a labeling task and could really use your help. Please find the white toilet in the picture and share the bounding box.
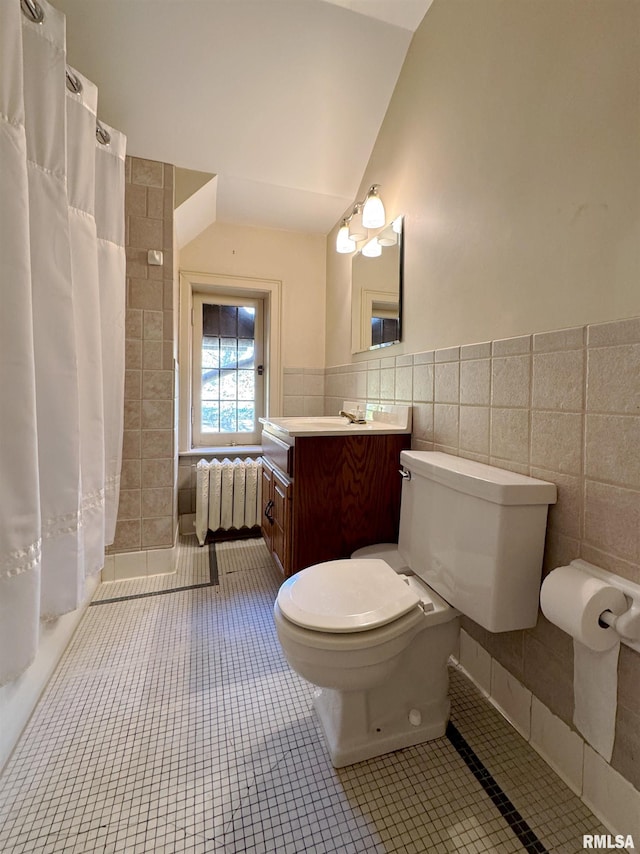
[273,451,557,767]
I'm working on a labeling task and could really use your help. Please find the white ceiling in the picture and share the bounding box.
[322,0,434,32]
[54,0,433,236]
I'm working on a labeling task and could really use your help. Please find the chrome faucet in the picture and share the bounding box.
[339,409,366,424]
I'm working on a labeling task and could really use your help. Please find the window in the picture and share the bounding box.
[178,271,282,453]
[192,294,264,446]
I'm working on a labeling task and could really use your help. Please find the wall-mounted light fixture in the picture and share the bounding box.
[336,184,386,253]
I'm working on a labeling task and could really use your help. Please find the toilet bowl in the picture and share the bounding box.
[274,451,557,767]
[274,558,459,766]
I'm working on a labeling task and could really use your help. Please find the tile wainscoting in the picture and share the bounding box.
[323,316,640,798]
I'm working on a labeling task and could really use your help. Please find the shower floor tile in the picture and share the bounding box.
[0,536,612,853]
[94,536,216,601]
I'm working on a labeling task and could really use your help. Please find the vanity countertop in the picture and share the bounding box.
[260,403,411,439]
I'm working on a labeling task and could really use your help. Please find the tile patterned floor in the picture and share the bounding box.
[0,536,611,853]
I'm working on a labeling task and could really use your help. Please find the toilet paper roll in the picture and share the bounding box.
[540,565,627,652]
[573,639,620,762]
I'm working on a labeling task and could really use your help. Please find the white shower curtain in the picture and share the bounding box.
[0,0,42,683]
[66,68,106,576]
[0,0,126,685]
[95,123,126,546]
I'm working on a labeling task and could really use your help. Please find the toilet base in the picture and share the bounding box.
[310,617,458,768]
[313,687,450,768]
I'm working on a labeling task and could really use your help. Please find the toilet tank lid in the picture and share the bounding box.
[276,559,421,632]
[400,451,557,506]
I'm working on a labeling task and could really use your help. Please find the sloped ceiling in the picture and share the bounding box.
[54,0,433,235]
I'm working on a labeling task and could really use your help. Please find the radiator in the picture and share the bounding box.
[195,457,263,546]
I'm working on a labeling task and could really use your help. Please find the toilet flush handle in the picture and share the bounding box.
[398,469,411,481]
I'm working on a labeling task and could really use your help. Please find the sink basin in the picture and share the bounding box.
[280,416,358,427]
[259,404,411,437]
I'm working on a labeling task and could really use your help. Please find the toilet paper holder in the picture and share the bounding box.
[572,559,640,652]
[598,602,640,638]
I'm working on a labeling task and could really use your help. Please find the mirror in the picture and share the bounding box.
[351,216,403,354]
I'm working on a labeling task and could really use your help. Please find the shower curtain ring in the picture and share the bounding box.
[96,122,111,146]
[65,68,83,95]
[21,0,44,24]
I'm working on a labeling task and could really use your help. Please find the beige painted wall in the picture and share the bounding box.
[181,221,326,369]
[326,0,640,367]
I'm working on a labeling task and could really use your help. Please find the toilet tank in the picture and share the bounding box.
[398,451,556,632]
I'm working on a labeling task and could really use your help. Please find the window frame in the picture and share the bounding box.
[178,271,282,453]
[191,293,264,447]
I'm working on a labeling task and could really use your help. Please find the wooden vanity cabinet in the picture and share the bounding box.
[261,432,410,578]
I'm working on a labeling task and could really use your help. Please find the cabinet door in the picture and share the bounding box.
[261,464,274,547]
[271,470,291,577]
[291,433,410,572]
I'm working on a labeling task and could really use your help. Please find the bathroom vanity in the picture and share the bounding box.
[259,405,411,577]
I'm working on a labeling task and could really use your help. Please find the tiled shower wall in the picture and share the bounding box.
[107,156,176,555]
[325,316,640,793]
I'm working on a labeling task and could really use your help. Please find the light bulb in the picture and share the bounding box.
[361,238,382,257]
[376,225,397,247]
[348,205,367,242]
[336,222,355,254]
[362,186,385,229]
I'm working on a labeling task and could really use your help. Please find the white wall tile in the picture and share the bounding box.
[490,660,532,739]
[492,335,531,357]
[434,361,459,404]
[303,396,324,416]
[413,363,433,403]
[459,630,491,695]
[302,372,325,396]
[460,359,490,406]
[367,369,380,400]
[282,372,304,396]
[460,341,491,360]
[435,346,459,362]
[396,354,414,367]
[395,365,413,401]
[533,326,585,352]
[587,317,640,347]
[530,697,584,795]
[380,367,395,400]
[283,395,304,415]
[583,745,640,839]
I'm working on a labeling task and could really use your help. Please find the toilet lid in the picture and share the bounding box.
[277,559,421,633]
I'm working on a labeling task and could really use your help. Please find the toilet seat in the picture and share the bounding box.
[276,559,421,633]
